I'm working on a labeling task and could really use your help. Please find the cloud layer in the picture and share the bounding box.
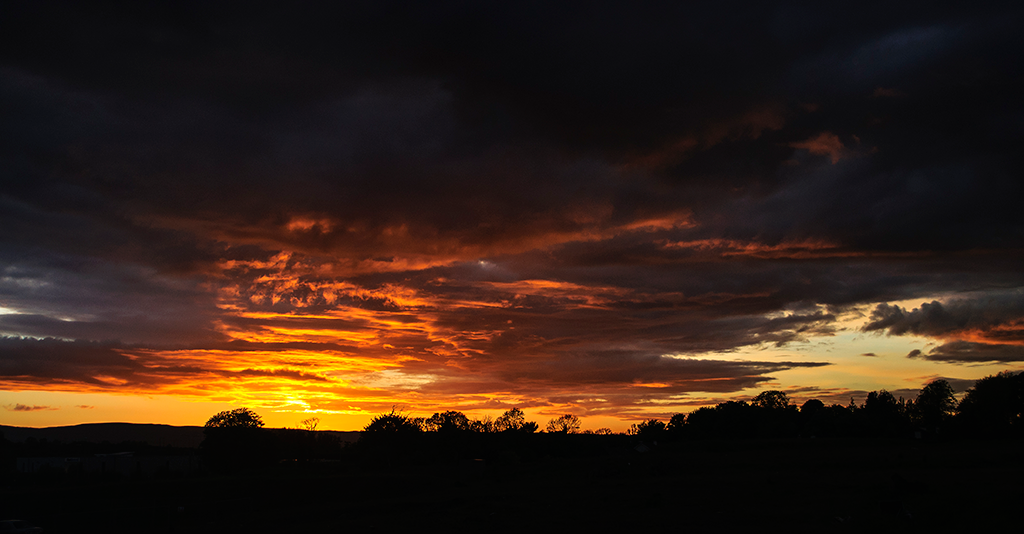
[2,2,1023,422]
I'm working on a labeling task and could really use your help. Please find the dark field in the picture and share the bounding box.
[2,437,1020,533]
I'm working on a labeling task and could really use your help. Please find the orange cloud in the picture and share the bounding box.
[286,216,334,233]
[660,238,856,259]
[789,132,846,164]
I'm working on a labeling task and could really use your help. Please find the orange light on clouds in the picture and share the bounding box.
[286,216,334,233]
[789,131,847,164]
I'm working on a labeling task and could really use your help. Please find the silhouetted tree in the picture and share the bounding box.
[205,407,264,429]
[798,399,826,436]
[667,412,687,439]
[469,415,495,433]
[683,402,757,439]
[299,417,319,431]
[800,399,825,414]
[356,408,425,460]
[717,400,758,438]
[683,406,718,438]
[201,408,271,472]
[750,390,799,437]
[363,408,422,435]
[545,414,582,434]
[424,411,472,432]
[824,403,859,437]
[913,379,957,433]
[752,390,790,410]
[863,390,898,413]
[494,407,538,433]
[957,371,1024,436]
[860,390,909,437]
[630,419,667,441]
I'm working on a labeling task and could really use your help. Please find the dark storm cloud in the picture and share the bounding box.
[908,342,1024,363]
[4,1,1019,245]
[426,297,836,359]
[862,296,1024,339]
[863,294,1024,363]
[2,1,1024,410]
[0,254,225,346]
[2,1,1019,253]
[0,338,145,388]
[491,351,828,390]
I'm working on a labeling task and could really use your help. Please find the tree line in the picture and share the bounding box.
[354,371,1023,441]
[197,371,1023,470]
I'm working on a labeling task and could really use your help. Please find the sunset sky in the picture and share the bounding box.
[2,2,1023,432]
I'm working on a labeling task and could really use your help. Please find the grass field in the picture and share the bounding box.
[3,437,1020,533]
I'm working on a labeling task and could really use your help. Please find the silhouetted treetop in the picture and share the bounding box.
[630,419,667,440]
[425,411,472,432]
[667,413,687,435]
[205,407,264,429]
[863,390,900,415]
[800,399,825,413]
[914,379,957,430]
[545,414,582,434]
[957,371,1024,436]
[494,407,538,433]
[752,390,790,410]
[363,408,422,434]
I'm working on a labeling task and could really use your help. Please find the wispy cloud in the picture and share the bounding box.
[5,403,56,412]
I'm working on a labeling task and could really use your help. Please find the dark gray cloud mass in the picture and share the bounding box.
[863,295,1024,337]
[909,342,1024,363]
[864,293,1024,362]
[1,1,1023,414]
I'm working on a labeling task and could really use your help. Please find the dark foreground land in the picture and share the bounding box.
[1,437,1020,533]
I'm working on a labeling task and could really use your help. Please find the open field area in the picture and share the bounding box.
[3,437,1021,533]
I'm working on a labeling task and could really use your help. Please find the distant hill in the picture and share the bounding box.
[0,423,360,448]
